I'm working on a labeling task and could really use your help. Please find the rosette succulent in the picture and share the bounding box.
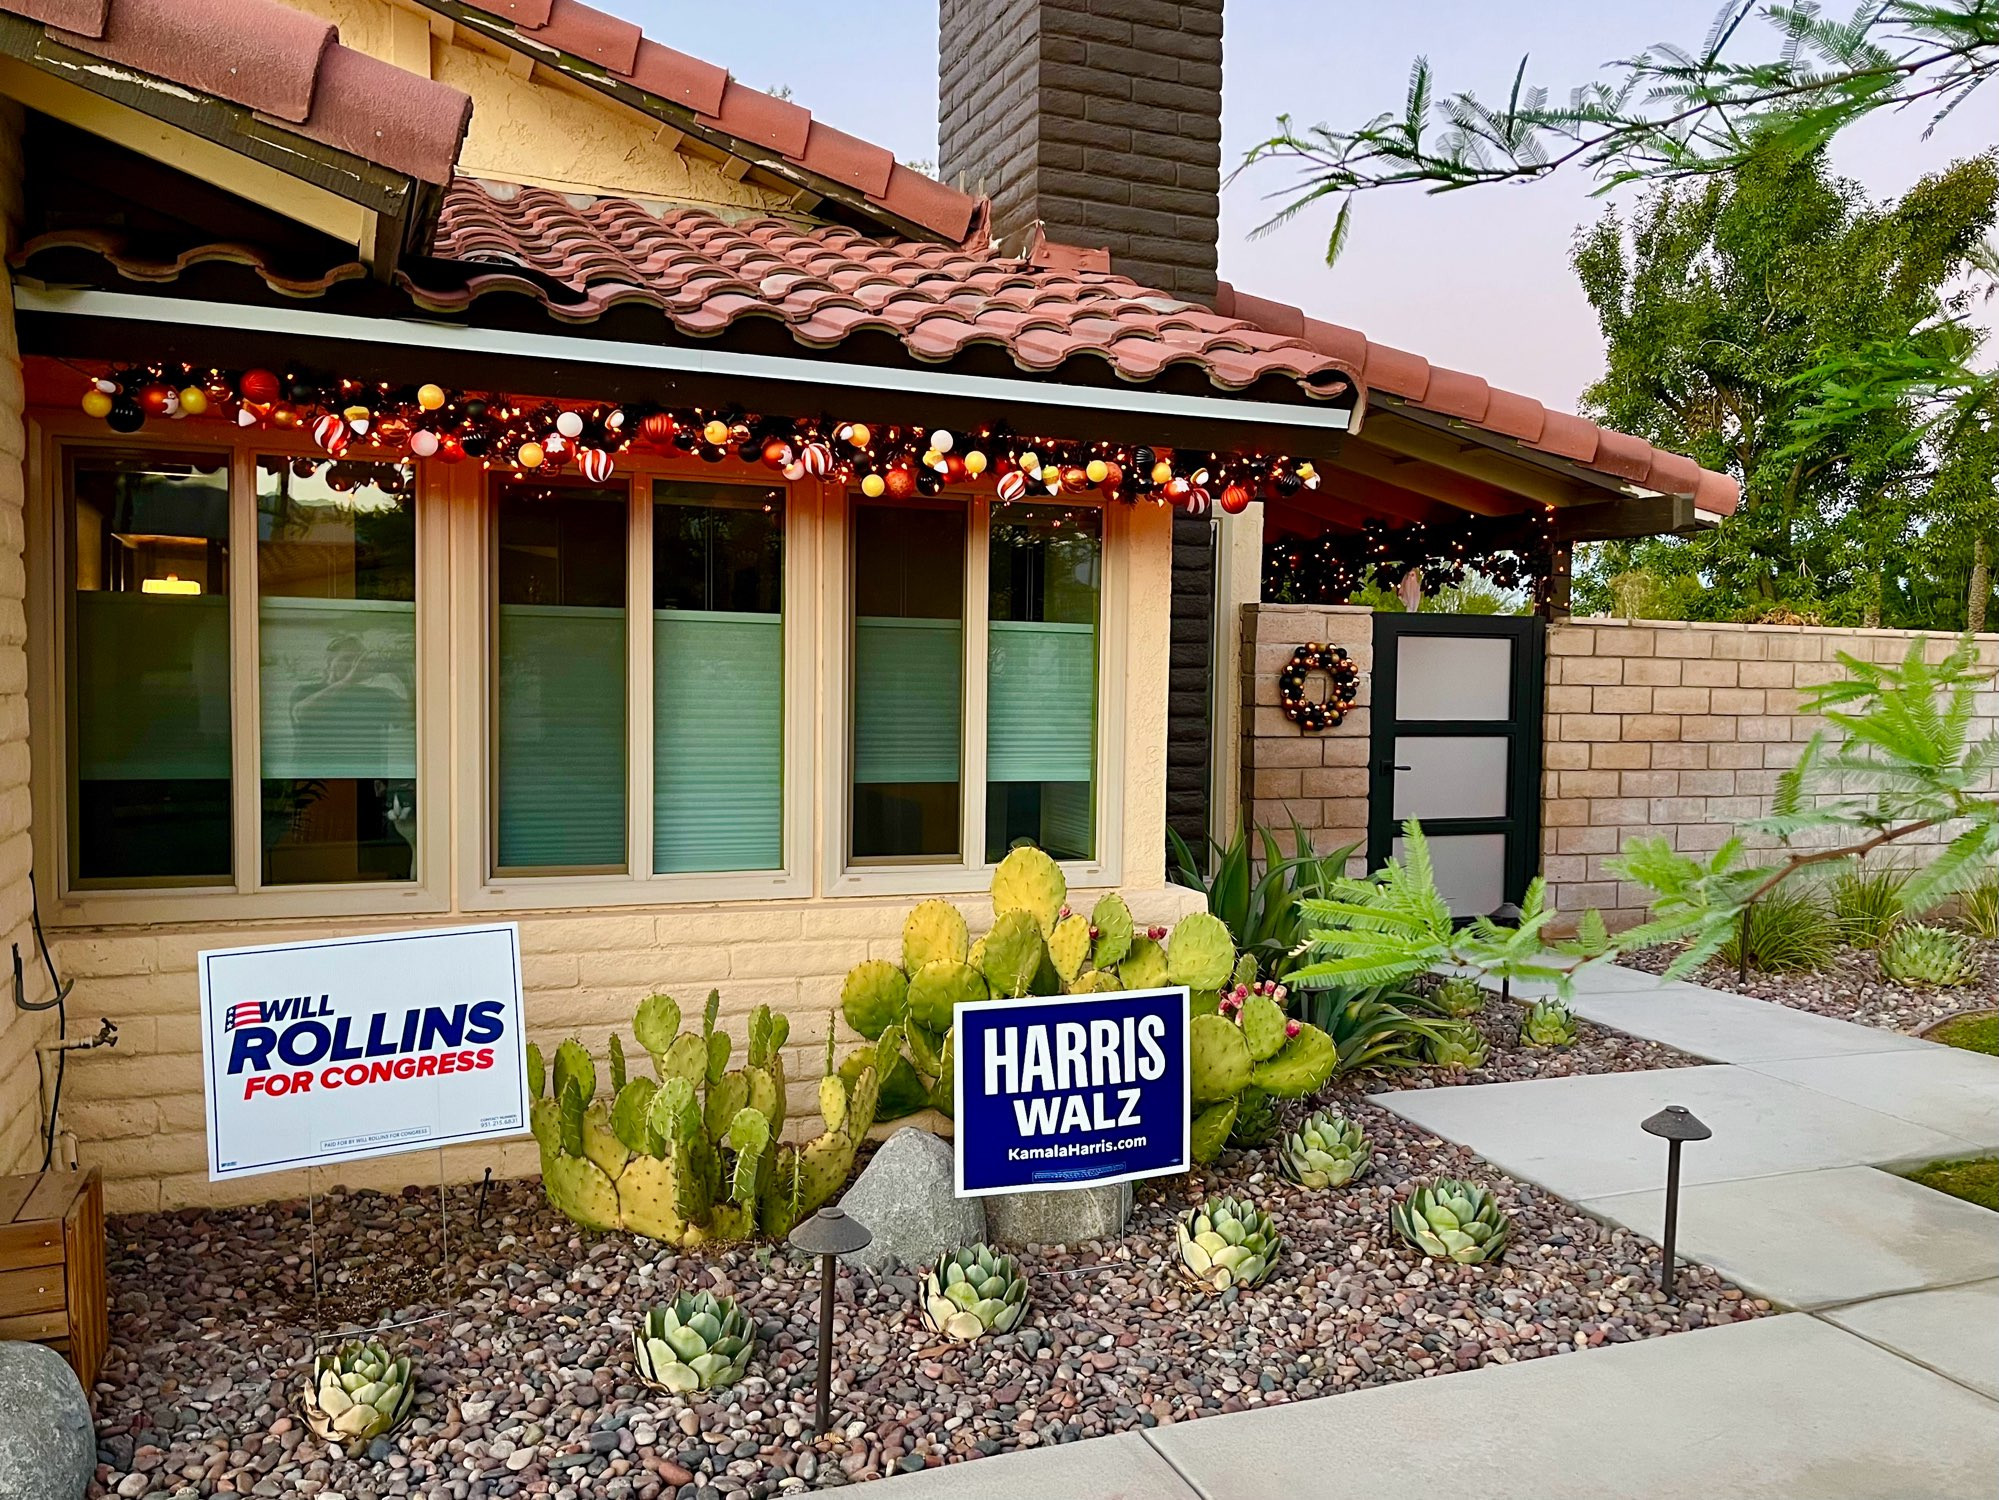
[303,1341,415,1442]
[1422,1019,1488,1070]
[1428,976,1485,1018]
[1392,1178,1511,1265]
[1880,923,1978,987]
[1519,998,1579,1047]
[633,1291,755,1393]
[1173,1195,1283,1291]
[1277,1111,1372,1189]
[920,1244,1028,1343]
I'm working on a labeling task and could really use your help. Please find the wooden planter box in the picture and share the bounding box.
[0,1167,106,1390]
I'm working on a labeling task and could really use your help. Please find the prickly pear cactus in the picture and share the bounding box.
[903,899,970,972]
[907,960,988,1033]
[840,960,908,1040]
[1089,893,1134,968]
[991,845,1067,931]
[1116,935,1169,989]
[980,909,1047,997]
[1166,913,1236,990]
[1047,914,1093,984]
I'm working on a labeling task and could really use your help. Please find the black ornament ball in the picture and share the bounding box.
[289,380,319,406]
[673,429,699,451]
[699,444,725,463]
[106,400,145,433]
[1274,472,1303,496]
[1131,446,1155,477]
[460,431,491,458]
[916,470,944,496]
[462,398,488,423]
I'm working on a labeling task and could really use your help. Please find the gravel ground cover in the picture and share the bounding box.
[1384,991,1703,1089]
[1622,939,1999,1037]
[90,1008,1752,1500]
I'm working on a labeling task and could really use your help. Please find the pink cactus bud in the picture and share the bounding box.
[1274,985,1288,1003]
[1285,1019,1301,1038]
[1060,905,1072,920]
[1089,925,1100,939]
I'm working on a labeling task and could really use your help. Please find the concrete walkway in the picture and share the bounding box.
[880,966,1999,1497]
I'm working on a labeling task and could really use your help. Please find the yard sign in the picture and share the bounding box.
[953,986,1190,1197]
[198,923,529,1181]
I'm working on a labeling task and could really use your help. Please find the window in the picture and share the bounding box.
[652,481,784,873]
[65,449,232,883]
[986,502,1100,861]
[849,502,966,862]
[257,457,417,884]
[493,478,628,873]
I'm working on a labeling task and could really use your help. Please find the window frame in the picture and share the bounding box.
[821,487,1126,899]
[28,413,453,925]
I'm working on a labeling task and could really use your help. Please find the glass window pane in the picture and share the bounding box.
[1394,832,1508,917]
[67,449,232,882]
[257,456,417,885]
[1395,635,1513,721]
[851,502,963,861]
[1391,735,1510,821]
[495,479,627,871]
[653,481,784,873]
[986,502,1099,862]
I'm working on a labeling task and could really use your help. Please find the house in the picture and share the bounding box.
[0,0,1733,1210]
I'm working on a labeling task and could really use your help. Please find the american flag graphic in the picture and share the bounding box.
[224,1001,265,1032]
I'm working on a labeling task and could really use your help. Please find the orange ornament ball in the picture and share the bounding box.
[761,438,793,470]
[963,450,988,477]
[702,419,730,446]
[860,472,887,498]
[177,386,209,417]
[884,467,917,500]
[1085,458,1109,484]
[1151,460,1174,486]
[81,389,114,419]
[517,441,546,469]
[1061,466,1090,493]
[1221,482,1253,515]
[638,412,676,446]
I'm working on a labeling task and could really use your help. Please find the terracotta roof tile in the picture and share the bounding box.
[408,0,981,242]
[2,0,470,184]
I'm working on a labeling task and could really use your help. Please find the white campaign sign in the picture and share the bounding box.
[198,923,529,1181]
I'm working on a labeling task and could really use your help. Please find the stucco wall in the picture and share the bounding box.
[0,97,48,1176]
[1542,621,1999,925]
[1237,603,1374,864]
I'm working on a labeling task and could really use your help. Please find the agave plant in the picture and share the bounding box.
[1423,1019,1488,1069]
[1392,1179,1511,1265]
[1519,998,1578,1048]
[302,1341,416,1442]
[920,1245,1028,1343]
[1880,923,1979,987]
[1172,1195,1283,1291]
[1277,1111,1372,1189]
[633,1291,756,1393]
[1425,976,1485,1019]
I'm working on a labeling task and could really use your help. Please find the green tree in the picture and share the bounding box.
[1568,148,1997,623]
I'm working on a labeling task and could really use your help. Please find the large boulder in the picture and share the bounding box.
[984,1182,1133,1247]
[0,1342,93,1500]
[835,1127,983,1272]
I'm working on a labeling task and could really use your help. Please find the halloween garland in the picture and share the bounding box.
[1264,512,1559,607]
[1278,643,1361,732]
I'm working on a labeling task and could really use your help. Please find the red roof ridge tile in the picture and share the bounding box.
[0,0,470,184]
[420,0,982,244]
[1212,280,1738,514]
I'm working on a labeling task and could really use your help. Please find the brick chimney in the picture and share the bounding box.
[939,0,1223,304]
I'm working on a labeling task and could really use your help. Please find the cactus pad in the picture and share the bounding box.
[1190,1012,1254,1104]
[1090,893,1134,968]
[1230,953,1259,991]
[543,1152,620,1231]
[1166,913,1236,991]
[703,1071,750,1142]
[1069,969,1125,993]
[526,1041,545,1100]
[580,1100,631,1176]
[610,1077,661,1155]
[1249,1023,1338,1097]
[661,1031,709,1085]
[632,994,682,1059]
[1239,995,1289,1062]
[553,1038,596,1107]
[840,959,909,1039]
[990,845,1066,930]
[617,1154,686,1242]
[1190,1098,1239,1165]
[1116,935,1170,990]
[980,909,1047,997]
[907,960,987,1033]
[1047,915,1093,983]
[903,899,970,972]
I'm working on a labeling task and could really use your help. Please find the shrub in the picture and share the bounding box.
[1880,923,1979,987]
[1830,864,1907,949]
[1960,880,1999,941]
[1169,820,1355,979]
[1717,888,1836,973]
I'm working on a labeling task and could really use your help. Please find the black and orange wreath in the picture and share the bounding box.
[1278,643,1360,732]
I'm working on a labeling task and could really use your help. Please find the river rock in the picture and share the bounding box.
[983,1182,1133,1246]
[0,1341,94,1500]
[835,1128,983,1270]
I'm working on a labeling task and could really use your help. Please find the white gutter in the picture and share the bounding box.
[15,286,1356,434]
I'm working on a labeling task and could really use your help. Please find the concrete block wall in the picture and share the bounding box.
[0,98,48,1177]
[1237,603,1374,864]
[1542,621,1999,925]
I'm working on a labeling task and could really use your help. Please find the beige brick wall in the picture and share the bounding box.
[1543,621,1999,925]
[1238,603,1374,864]
[0,98,49,1177]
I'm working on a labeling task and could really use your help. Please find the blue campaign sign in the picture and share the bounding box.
[953,986,1190,1197]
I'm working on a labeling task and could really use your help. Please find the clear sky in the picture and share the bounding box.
[620,0,1996,412]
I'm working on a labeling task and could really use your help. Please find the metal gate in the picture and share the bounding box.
[1367,614,1546,917]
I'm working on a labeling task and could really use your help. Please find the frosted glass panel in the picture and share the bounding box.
[497,604,626,868]
[988,621,1094,781]
[1397,832,1508,917]
[74,592,231,779]
[654,611,782,872]
[1392,736,1509,821]
[1396,635,1513,721]
[853,617,962,784]
[260,598,417,779]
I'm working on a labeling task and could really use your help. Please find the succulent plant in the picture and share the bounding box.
[633,1291,755,1393]
[1427,976,1485,1018]
[1422,1019,1488,1070]
[1392,1178,1511,1265]
[1173,1195,1283,1291]
[1880,922,1979,987]
[1277,1111,1372,1189]
[1226,1085,1281,1148]
[531,992,880,1244]
[302,1341,415,1442]
[920,1244,1029,1343]
[1519,998,1579,1047]
[1188,989,1339,1163]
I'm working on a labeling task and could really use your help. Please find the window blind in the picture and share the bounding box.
[73,592,231,780]
[258,596,417,780]
[497,603,626,868]
[653,610,782,872]
[986,619,1095,783]
[853,616,961,785]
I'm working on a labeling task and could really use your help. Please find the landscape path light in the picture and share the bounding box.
[788,1205,872,1433]
[1640,1104,1712,1299]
